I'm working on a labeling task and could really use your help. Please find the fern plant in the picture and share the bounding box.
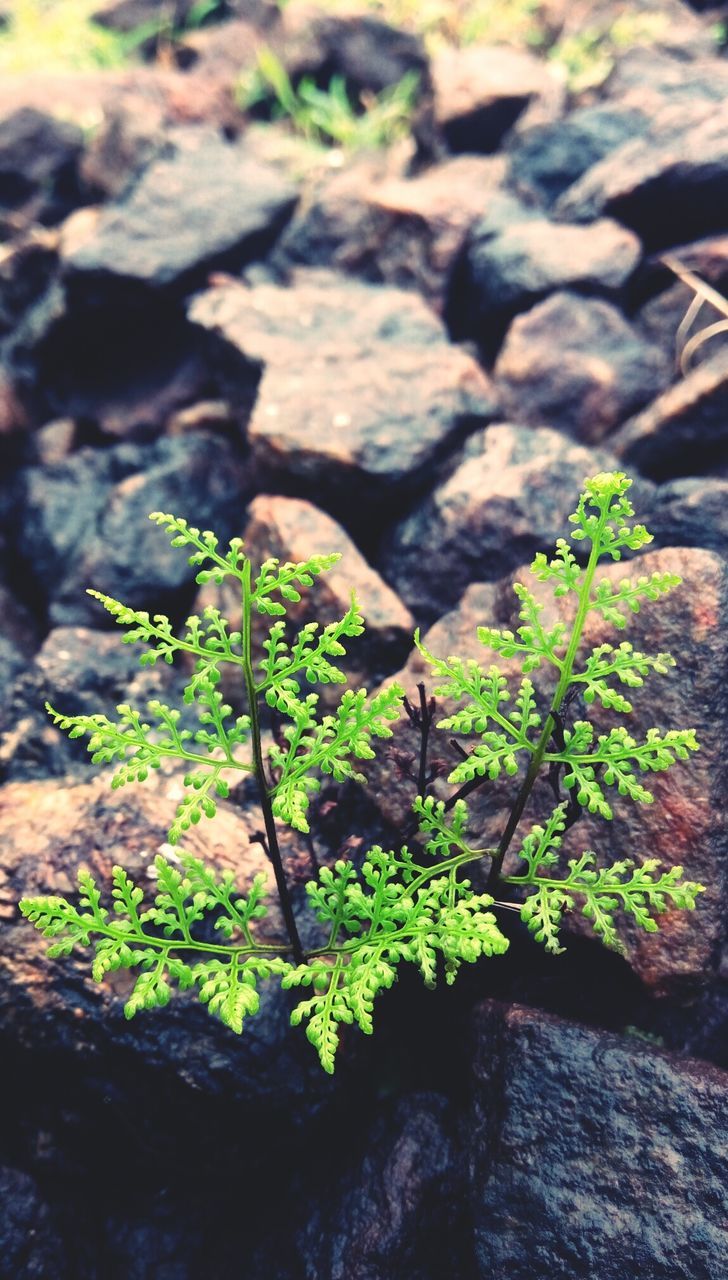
[20,473,704,1071]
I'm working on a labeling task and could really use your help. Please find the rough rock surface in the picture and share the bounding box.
[612,349,728,479]
[471,1002,728,1280]
[0,773,334,1121]
[8,432,251,625]
[556,98,728,249]
[451,212,641,354]
[0,108,84,225]
[646,476,728,559]
[63,128,298,294]
[192,271,499,519]
[273,154,506,311]
[494,291,668,441]
[507,102,647,207]
[0,1165,68,1279]
[381,425,619,622]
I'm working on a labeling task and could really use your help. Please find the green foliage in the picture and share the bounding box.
[20,473,705,1072]
[238,47,420,151]
[506,805,703,954]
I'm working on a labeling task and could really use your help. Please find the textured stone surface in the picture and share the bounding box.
[646,476,728,559]
[556,99,728,250]
[192,271,499,515]
[508,103,647,207]
[381,425,616,623]
[0,107,83,224]
[64,128,298,293]
[9,432,251,625]
[471,1002,728,1280]
[494,291,668,442]
[0,773,333,1120]
[296,1093,468,1280]
[429,44,563,154]
[612,350,728,480]
[452,213,641,354]
[273,154,506,311]
[0,1165,69,1279]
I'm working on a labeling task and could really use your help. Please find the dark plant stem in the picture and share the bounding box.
[415,683,434,799]
[242,563,304,965]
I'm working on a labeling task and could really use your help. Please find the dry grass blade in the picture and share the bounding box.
[661,253,728,375]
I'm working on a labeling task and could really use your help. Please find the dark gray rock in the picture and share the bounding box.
[0,626,182,783]
[428,44,564,155]
[508,103,648,208]
[297,1094,468,1280]
[471,1002,728,1280]
[272,154,506,313]
[0,230,58,341]
[0,1166,68,1280]
[63,128,298,295]
[380,425,617,624]
[450,212,641,355]
[9,432,251,625]
[91,0,198,33]
[556,99,728,250]
[0,108,83,224]
[646,476,728,559]
[612,350,728,480]
[494,292,669,442]
[263,3,429,98]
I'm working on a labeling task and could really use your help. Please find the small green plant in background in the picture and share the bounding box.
[238,47,420,151]
[0,0,129,72]
[21,474,704,1072]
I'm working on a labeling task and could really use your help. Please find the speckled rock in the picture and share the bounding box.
[428,44,564,154]
[380,424,619,623]
[507,102,647,208]
[0,1165,69,1280]
[471,1002,728,1280]
[494,292,668,442]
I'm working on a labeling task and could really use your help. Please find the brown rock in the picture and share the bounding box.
[429,44,564,154]
[194,494,415,709]
[275,154,507,312]
[612,349,728,480]
[494,292,669,442]
[556,98,728,250]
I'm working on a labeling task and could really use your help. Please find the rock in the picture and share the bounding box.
[0,579,39,718]
[63,128,298,295]
[0,772,335,1126]
[273,154,507,312]
[264,2,429,98]
[0,626,183,783]
[79,96,168,201]
[91,0,198,33]
[9,432,251,625]
[635,233,728,359]
[494,292,669,443]
[428,44,564,155]
[0,108,84,225]
[0,1166,68,1279]
[193,494,414,711]
[601,44,728,113]
[556,99,728,250]
[190,266,445,366]
[471,1002,728,1280]
[191,271,499,524]
[646,476,728,559]
[450,213,642,356]
[297,1093,468,1280]
[380,424,617,624]
[507,103,647,208]
[0,228,58,341]
[557,546,727,994]
[611,349,728,480]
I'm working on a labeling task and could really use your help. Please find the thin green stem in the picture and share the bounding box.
[486,511,609,890]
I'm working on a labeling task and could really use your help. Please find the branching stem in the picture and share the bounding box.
[241,561,305,964]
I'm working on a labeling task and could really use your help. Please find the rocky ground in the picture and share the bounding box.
[0,0,727,1276]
